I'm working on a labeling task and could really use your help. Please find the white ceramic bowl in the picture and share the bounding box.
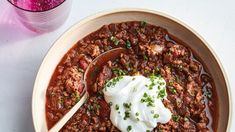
[32,8,232,132]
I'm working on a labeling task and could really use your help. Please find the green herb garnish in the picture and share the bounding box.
[112,68,127,76]
[97,90,104,97]
[140,93,155,107]
[109,102,113,106]
[123,102,132,110]
[172,115,180,122]
[75,95,80,102]
[59,97,64,104]
[141,21,147,27]
[175,76,181,83]
[169,87,177,94]
[115,104,119,110]
[153,114,159,118]
[77,68,84,73]
[143,92,148,97]
[157,88,166,99]
[147,74,160,90]
[94,103,100,110]
[126,40,131,49]
[105,76,124,88]
[134,28,138,35]
[169,81,174,86]
[110,36,119,45]
[127,125,132,132]
[184,117,189,121]
[87,105,94,111]
[143,54,148,61]
[124,111,130,120]
[135,112,139,116]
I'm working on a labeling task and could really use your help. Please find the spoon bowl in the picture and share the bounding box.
[49,48,126,132]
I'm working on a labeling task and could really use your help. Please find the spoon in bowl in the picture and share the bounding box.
[49,47,127,132]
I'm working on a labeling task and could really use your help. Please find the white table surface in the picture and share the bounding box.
[0,0,234,131]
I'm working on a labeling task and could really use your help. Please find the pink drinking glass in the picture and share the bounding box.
[7,0,72,33]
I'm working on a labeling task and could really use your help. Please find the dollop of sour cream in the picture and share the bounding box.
[103,75,172,132]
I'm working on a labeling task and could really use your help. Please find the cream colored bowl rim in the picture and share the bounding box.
[32,8,232,131]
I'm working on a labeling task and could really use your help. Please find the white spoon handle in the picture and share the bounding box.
[49,92,88,132]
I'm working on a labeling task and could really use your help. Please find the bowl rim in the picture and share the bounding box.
[32,8,232,131]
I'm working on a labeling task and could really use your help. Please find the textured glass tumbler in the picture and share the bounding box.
[8,0,72,33]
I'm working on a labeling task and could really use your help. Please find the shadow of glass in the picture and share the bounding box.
[0,2,40,45]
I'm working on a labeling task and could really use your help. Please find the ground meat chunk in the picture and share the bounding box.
[109,23,119,33]
[149,43,165,55]
[62,66,83,93]
[79,59,88,70]
[85,44,101,57]
[98,25,112,38]
[63,50,76,66]
[96,65,112,89]
[169,44,187,57]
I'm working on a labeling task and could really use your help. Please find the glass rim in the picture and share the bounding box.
[7,0,67,13]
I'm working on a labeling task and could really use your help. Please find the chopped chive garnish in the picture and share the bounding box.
[172,115,180,122]
[175,76,181,83]
[59,97,64,104]
[115,104,119,110]
[94,103,100,110]
[109,102,113,106]
[143,54,148,61]
[153,114,159,118]
[112,68,126,76]
[75,95,80,102]
[157,88,166,99]
[77,68,84,73]
[158,85,161,89]
[143,92,148,97]
[110,36,119,45]
[169,87,177,94]
[127,125,132,132]
[105,76,123,88]
[135,112,139,116]
[124,111,130,120]
[141,21,147,27]
[140,92,155,107]
[126,40,131,49]
[155,67,160,72]
[123,102,132,109]
[184,117,189,121]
